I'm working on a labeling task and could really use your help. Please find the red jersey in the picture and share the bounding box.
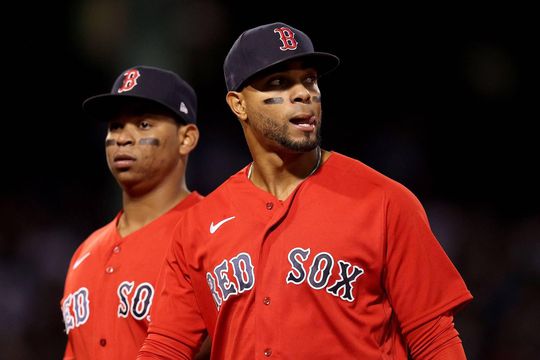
[61,192,202,360]
[140,152,472,359]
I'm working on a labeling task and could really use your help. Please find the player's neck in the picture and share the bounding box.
[248,147,323,200]
[118,182,190,237]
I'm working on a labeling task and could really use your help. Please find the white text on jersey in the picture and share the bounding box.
[206,248,365,310]
[62,281,155,333]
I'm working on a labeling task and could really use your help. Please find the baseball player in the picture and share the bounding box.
[60,66,210,359]
[138,23,473,359]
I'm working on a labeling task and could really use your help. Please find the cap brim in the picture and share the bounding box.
[82,94,187,124]
[295,52,340,76]
[236,52,340,91]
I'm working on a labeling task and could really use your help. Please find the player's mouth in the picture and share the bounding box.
[290,114,317,132]
[113,154,136,169]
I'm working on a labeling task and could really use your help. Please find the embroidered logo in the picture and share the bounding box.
[274,27,298,51]
[117,69,141,93]
[72,252,91,270]
[210,216,236,234]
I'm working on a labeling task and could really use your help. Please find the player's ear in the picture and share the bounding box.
[178,123,199,155]
[226,91,247,123]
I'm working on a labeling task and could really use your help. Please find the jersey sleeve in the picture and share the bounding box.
[138,219,207,359]
[405,312,466,359]
[383,185,472,335]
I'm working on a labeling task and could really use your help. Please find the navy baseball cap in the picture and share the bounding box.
[83,65,197,124]
[224,22,340,91]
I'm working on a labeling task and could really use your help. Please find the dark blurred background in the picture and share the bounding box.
[1,2,538,359]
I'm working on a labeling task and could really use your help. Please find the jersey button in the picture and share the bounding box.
[263,296,271,305]
[105,266,114,274]
[263,348,272,357]
[99,338,107,347]
[113,245,121,254]
[265,202,274,210]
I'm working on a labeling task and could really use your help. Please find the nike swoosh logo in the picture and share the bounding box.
[210,216,236,234]
[73,252,91,270]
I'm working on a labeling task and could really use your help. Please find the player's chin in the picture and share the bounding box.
[112,170,137,183]
[282,136,320,153]
[114,173,147,189]
[110,167,134,179]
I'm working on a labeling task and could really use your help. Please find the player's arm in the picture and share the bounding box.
[405,312,467,360]
[383,186,472,359]
[138,221,207,359]
[137,258,204,359]
[429,343,467,360]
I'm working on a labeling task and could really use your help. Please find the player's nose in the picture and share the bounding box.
[290,83,312,104]
[114,127,136,146]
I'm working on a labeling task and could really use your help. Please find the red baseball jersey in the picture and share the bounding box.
[140,152,472,359]
[61,192,202,360]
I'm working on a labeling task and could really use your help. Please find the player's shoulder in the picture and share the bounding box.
[166,191,205,218]
[322,151,422,205]
[177,168,248,231]
[192,168,247,210]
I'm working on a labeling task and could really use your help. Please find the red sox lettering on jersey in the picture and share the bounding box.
[62,281,154,333]
[274,27,298,50]
[117,281,154,320]
[62,287,90,333]
[117,69,141,93]
[206,248,364,310]
[286,248,365,302]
